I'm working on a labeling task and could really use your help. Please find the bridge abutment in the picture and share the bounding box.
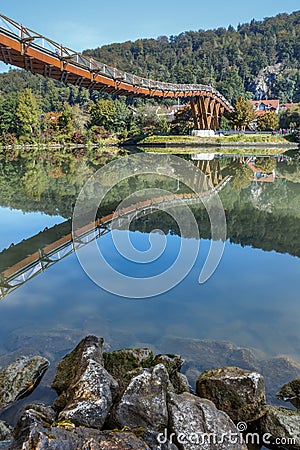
[191,130,216,137]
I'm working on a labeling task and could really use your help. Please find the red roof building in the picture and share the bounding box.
[251,100,280,114]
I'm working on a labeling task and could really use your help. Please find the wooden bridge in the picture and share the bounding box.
[0,14,233,130]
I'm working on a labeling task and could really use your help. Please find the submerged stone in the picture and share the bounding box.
[196,366,266,422]
[0,356,49,410]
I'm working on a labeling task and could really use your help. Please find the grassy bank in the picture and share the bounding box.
[132,133,297,147]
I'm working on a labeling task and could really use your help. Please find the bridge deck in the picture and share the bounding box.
[0,14,233,113]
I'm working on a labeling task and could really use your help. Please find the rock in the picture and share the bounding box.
[114,364,169,431]
[167,392,247,450]
[196,366,266,422]
[154,355,190,393]
[249,63,282,99]
[58,358,119,428]
[143,429,179,449]
[0,443,12,449]
[170,372,191,395]
[103,347,153,391]
[52,335,104,409]
[260,356,300,406]
[13,404,151,448]
[0,356,49,410]
[14,421,150,449]
[152,354,191,394]
[13,404,56,448]
[259,406,300,449]
[52,336,118,428]
[152,354,183,375]
[277,378,300,409]
[0,421,12,441]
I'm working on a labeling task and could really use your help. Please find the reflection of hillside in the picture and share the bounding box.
[1,152,300,261]
[132,201,300,258]
[131,178,300,258]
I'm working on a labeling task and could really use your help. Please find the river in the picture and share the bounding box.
[0,146,299,433]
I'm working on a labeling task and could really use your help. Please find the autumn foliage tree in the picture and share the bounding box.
[229,96,256,131]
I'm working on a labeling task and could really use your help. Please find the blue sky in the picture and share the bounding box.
[0,0,299,72]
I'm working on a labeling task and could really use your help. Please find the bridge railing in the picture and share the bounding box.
[0,14,233,110]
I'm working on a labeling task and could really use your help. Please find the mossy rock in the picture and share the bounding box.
[103,348,153,390]
[52,336,103,395]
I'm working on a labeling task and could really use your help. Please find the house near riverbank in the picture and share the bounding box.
[251,100,294,117]
[250,100,294,129]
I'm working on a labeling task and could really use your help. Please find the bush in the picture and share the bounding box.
[0,132,17,146]
[71,130,87,145]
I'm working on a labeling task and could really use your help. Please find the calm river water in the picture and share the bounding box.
[0,146,300,427]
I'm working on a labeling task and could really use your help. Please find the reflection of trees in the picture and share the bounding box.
[22,162,48,201]
[254,158,277,173]
[279,161,300,183]
[229,163,253,191]
[0,150,122,217]
[2,151,300,260]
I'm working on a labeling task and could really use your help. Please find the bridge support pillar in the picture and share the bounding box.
[190,97,224,132]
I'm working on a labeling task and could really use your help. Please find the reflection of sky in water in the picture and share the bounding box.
[0,206,64,252]
[0,219,299,364]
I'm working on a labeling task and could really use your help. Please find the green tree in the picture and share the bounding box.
[229,96,256,131]
[112,100,132,133]
[257,111,279,131]
[217,67,245,103]
[15,89,40,136]
[70,104,88,131]
[280,103,300,129]
[89,99,116,131]
[59,103,74,136]
[0,92,18,133]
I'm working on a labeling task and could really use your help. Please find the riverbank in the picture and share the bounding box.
[125,133,298,149]
[0,133,298,153]
[1,336,300,449]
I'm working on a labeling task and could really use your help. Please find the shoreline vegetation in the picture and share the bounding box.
[0,133,298,155]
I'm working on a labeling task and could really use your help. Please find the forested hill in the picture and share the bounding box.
[83,10,300,103]
[0,10,299,106]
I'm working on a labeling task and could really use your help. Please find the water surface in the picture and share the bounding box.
[0,147,299,425]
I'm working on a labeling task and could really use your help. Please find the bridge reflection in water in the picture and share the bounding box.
[0,159,229,300]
